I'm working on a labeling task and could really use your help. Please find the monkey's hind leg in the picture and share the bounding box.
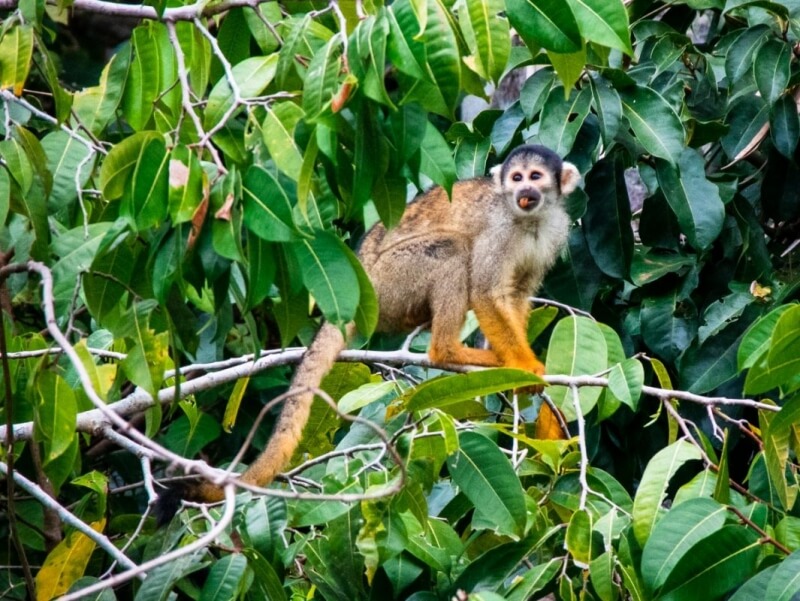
[472,298,566,440]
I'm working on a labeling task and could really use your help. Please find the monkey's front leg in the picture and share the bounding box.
[472,297,565,440]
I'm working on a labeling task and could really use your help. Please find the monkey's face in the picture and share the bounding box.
[493,147,581,218]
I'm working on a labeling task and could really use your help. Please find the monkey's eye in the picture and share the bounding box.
[511,172,523,182]
[529,171,543,181]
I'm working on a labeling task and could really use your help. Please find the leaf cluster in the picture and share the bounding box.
[2,0,800,599]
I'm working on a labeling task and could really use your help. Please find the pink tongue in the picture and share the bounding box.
[519,197,531,208]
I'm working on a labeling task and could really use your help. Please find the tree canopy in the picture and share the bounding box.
[1,0,800,599]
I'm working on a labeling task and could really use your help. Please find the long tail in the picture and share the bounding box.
[155,322,347,522]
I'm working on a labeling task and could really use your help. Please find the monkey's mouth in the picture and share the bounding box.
[516,190,541,210]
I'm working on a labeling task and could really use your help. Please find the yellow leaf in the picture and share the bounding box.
[35,518,106,600]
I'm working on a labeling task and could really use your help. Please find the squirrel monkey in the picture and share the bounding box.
[155,144,580,521]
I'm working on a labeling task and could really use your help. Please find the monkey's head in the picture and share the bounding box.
[491,145,581,216]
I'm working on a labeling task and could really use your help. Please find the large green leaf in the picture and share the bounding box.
[302,34,342,120]
[447,431,526,538]
[242,165,300,242]
[99,131,163,200]
[0,24,33,95]
[406,368,544,412]
[754,39,791,105]
[538,86,592,156]
[417,121,456,196]
[632,440,703,545]
[291,231,361,327]
[506,0,582,53]
[655,150,724,251]
[204,54,279,130]
[565,0,632,55]
[658,526,760,601]
[461,0,511,83]
[583,154,633,279]
[72,47,130,135]
[120,136,170,231]
[641,291,697,363]
[261,101,305,181]
[35,371,78,463]
[641,497,727,595]
[738,304,794,371]
[745,305,800,394]
[198,554,247,601]
[41,131,95,213]
[771,94,800,159]
[545,316,607,419]
[764,549,800,601]
[620,86,685,164]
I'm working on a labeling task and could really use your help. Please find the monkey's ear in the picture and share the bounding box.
[560,162,581,195]
[490,164,502,186]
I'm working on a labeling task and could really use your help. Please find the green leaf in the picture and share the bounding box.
[51,223,113,310]
[292,231,360,327]
[738,304,794,371]
[761,305,800,392]
[204,54,279,130]
[640,497,727,595]
[242,165,300,242]
[419,0,461,116]
[679,315,751,394]
[417,121,456,196]
[261,101,305,181]
[589,552,616,601]
[763,395,800,510]
[565,0,632,55]
[243,548,288,600]
[406,368,544,412]
[35,371,78,463]
[168,146,205,224]
[607,358,644,411]
[658,526,759,601]
[72,48,130,136]
[198,554,247,601]
[589,75,623,144]
[630,247,695,286]
[447,431,526,538]
[724,25,770,85]
[764,549,800,601]
[121,23,177,131]
[133,555,196,601]
[455,137,491,180]
[565,509,594,567]
[505,558,560,601]
[583,154,633,279]
[545,316,607,419]
[728,565,779,601]
[754,39,791,105]
[506,0,581,53]
[461,0,511,83]
[632,440,702,546]
[641,291,697,363]
[538,86,592,156]
[120,317,168,401]
[341,242,378,337]
[99,131,163,200]
[770,94,800,159]
[303,34,342,120]
[0,24,34,95]
[41,132,95,213]
[698,291,753,344]
[0,167,9,225]
[620,86,685,164]
[120,136,170,231]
